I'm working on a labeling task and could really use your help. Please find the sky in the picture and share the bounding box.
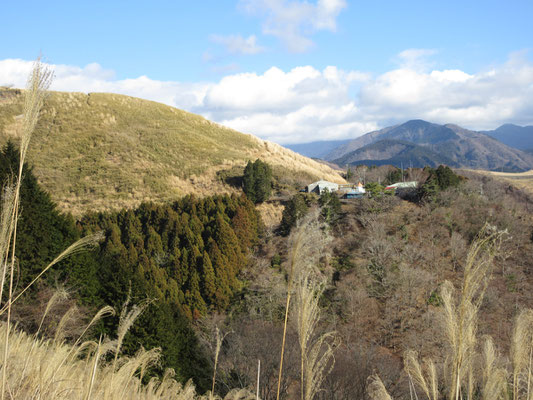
[1,0,533,144]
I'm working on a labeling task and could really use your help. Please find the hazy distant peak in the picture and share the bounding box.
[325,119,533,172]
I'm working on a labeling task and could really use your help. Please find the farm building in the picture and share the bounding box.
[343,190,364,199]
[342,182,366,199]
[307,180,339,194]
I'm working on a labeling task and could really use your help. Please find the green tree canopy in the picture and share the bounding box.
[280,193,310,236]
[243,159,272,203]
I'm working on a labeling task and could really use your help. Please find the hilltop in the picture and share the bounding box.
[482,123,533,151]
[0,88,344,215]
[325,119,533,171]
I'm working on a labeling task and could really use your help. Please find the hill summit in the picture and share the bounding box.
[0,88,344,214]
[326,119,533,171]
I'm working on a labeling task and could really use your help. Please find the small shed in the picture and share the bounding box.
[307,180,339,194]
[343,190,364,199]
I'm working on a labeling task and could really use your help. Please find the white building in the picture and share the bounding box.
[307,180,339,194]
[355,182,366,194]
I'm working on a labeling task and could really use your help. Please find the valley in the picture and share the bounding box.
[1,82,533,400]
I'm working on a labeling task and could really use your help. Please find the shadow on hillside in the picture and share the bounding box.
[216,166,244,189]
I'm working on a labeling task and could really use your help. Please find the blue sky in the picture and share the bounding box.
[1,0,533,144]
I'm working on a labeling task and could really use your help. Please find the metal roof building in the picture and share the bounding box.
[307,180,340,194]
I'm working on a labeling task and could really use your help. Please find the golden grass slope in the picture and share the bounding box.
[466,169,533,195]
[0,88,344,215]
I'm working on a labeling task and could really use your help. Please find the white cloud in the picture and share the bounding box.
[1,52,533,144]
[239,0,347,53]
[210,34,265,55]
[396,48,438,70]
[0,59,209,111]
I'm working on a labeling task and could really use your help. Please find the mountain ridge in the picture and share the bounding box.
[482,124,533,150]
[326,120,533,171]
[0,88,344,215]
[333,138,457,168]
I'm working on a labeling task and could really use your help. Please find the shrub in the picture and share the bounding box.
[365,182,385,198]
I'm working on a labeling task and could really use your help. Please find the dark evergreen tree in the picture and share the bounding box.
[345,166,354,181]
[319,190,342,225]
[418,165,462,203]
[243,159,272,203]
[434,165,461,190]
[279,193,309,236]
[0,141,102,303]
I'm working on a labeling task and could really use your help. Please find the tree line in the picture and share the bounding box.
[0,141,263,391]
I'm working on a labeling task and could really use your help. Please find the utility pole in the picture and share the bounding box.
[256,359,261,400]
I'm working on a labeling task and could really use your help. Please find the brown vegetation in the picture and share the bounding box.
[0,87,344,216]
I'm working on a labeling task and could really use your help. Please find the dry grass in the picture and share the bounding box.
[0,59,257,400]
[255,203,284,229]
[466,169,533,195]
[0,88,344,216]
[510,309,533,400]
[294,269,336,400]
[442,224,504,400]
[372,224,533,400]
[275,210,335,400]
[367,375,393,400]
[0,314,257,399]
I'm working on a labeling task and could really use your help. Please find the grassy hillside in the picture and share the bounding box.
[0,88,344,215]
[469,169,533,195]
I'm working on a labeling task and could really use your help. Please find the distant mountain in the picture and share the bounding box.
[325,120,457,161]
[327,120,533,172]
[334,139,456,168]
[482,124,533,150]
[285,139,351,159]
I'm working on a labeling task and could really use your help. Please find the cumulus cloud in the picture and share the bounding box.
[239,0,347,52]
[0,58,209,111]
[210,34,265,55]
[1,53,533,144]
[360,52,533,128]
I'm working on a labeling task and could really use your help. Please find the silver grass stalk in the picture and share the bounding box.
[425,358,439,400]
[511,309,533,400]
[113,294,152,370]
[0,231,104,317]
[0,183,16,305]
[276,209,331,400]
[1,58,52,400]
[211,326,229,400]
[368,375,393,400]
[481,336,507,400]
[441,224,505,400]
[53,305,78,344]
[404,350,431,400]
[295,267,336,400]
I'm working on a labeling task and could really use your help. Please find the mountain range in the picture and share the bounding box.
[324,120,533,172]
[482,124,533,151]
